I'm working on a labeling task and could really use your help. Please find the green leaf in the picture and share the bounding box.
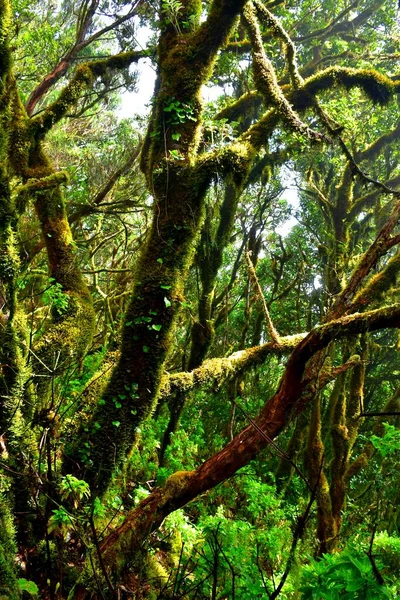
[112,421,121,427]
[152,324,162,331]
[93,497,106,518]
[345,579,364,591]
[164,297,171,308]
[18,579,39,596]
[169,149,184,160]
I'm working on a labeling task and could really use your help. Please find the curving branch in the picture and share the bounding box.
[243,2,325,143]
[25,0,144,115]
[30,50,145,136]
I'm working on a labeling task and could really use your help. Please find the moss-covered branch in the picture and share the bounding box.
[0,5,30,436]
[297,66,397,107]
[216,64,398,132]
[330,196,400,317]
[7,84,95,398]
[0,3,30,592]
[253,0,302,89]
[350,248,400,312]
[355,120,400,163]
[243,2,324,142]
[160,333,305,400]
[347,175,400,223]
[26,3,143,115]
[30,50,144,135]
[203,65,399,177]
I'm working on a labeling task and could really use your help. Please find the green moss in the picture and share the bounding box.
[0,0,11,82]
[353,250,400,309]
[0,494,20,600]
[16,171,68,197]
[163,470,195,502]
[303,67,395,105]
[32,65,94,134]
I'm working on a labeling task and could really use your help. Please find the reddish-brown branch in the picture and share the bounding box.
[98,302,400,565]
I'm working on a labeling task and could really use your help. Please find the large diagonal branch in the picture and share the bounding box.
[98,302,400,566]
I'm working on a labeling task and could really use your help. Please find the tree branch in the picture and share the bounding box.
[25,0,144,115]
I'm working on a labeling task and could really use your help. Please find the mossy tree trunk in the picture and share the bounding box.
[64,0,251,495]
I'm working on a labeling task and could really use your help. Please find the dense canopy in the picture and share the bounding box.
[1,0,400,598]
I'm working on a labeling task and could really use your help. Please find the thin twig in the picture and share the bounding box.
[269,456,324,599]
[245,251,280,343]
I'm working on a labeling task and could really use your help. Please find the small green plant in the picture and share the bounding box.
[59,474,90,506]
[371,423,400,457]
[163,97,196,126]
[161,0,183,32]
[299,548,391,599]
[47,507,75,537]
[43,277,69,315]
